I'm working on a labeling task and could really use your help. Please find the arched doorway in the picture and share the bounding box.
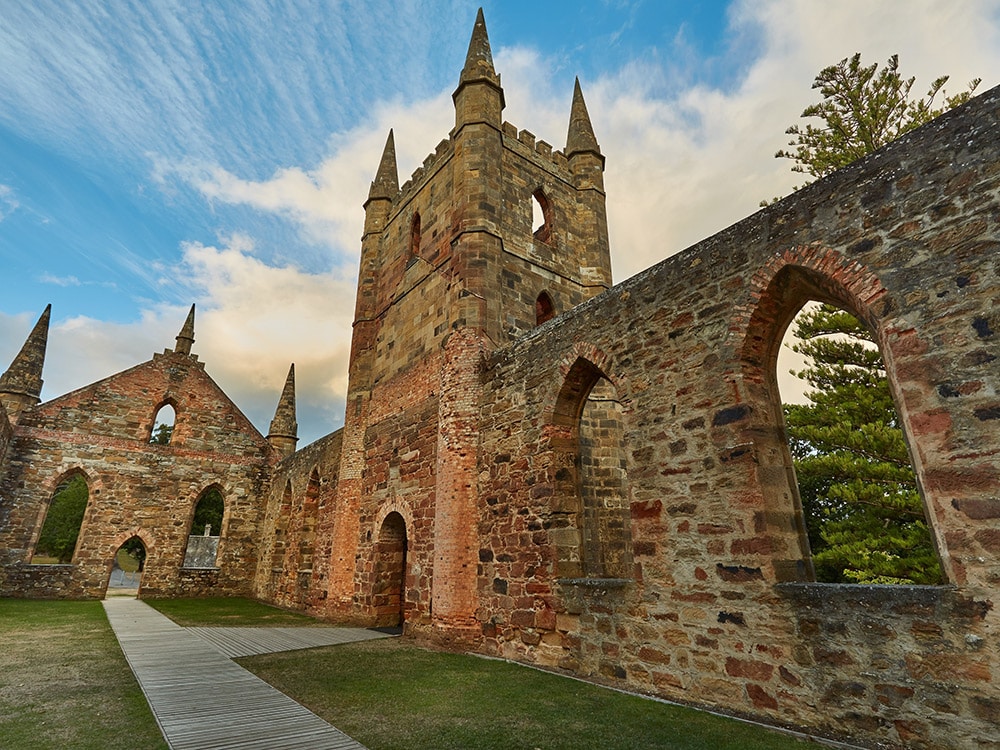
[106,536,146,597]
[372,512,408,628]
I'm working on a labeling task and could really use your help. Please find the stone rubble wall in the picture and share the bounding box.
[0,351,273,599]
[474,86,1000,749]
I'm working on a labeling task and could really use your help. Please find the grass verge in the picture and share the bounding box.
[0,599,167,750]
[241,638,813,750]
[145,595,322,626]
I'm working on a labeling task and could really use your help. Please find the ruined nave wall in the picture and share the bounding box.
[474,85,1000,749]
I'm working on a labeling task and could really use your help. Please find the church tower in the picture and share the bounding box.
[326,8,613,639]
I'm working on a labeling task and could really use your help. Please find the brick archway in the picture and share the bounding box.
[732,246,944,582]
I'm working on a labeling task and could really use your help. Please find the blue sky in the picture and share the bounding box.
[2,1,998,445]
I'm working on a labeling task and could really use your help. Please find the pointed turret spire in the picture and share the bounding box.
[566,77,603,163]
[175,304,195,356]
[460,8,499,86]
[453,8,504,128]
[367,130,399,203]
[267,363,298,458]
[0,304,51,421]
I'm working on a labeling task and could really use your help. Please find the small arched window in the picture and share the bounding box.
[271,481,293,572]
[409,212,421,258]
[532,189,552,243]
[300,469,321,571]
[149,403,176,445]
[536,291,555,325]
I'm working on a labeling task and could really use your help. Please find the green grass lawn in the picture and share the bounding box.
[241,637,814,750]
[0,599,167,750]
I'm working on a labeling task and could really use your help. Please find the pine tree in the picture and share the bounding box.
[776,53,979,181]
[776,54,977,584]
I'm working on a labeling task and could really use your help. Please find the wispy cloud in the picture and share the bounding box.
[38,273,81,287]
[0,184,18,220]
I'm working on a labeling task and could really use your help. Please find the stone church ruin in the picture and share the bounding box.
[1,10,998,748]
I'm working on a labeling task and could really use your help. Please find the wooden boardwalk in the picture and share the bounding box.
[103,598,384,750]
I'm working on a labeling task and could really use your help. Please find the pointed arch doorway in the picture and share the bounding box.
[372,512,408,629]
[106,536,146,598]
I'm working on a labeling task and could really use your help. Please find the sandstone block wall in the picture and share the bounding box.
[473,86,1000,749]
[0,350,273,599]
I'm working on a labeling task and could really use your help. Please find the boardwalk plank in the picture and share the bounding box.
[103,598,373,750]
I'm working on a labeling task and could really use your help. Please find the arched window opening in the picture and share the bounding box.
[532,189,552,243]
[149,403,176,445]
[549,358,632,579]
[776,299,942,585]
[271,481,293,572]
[299,470,320,572]
[373,512,408,628]
[108,536,145,594]
[409,212,421,258]
[183,487,224,568]
[535,291,555,326]
[32,473,89,564]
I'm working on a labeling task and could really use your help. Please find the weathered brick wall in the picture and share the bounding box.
[474,87,1000,749]
[0,350,273,599]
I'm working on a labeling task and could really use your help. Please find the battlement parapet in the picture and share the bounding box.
[501,122,572,178]
[395,138,455,211]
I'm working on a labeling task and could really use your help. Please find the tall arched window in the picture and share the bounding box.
[32,472,89,564]
[532,189,552,243]
[739,262,945,585]
[299,469,320,572]
[777,301,942,585]
[548,357,632,579]
[149,403,176,445]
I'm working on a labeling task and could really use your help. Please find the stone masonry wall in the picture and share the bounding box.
[0,350,273,599]
[474,87,1000,749]
[256,429,342,613]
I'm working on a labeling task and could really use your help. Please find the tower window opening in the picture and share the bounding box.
[410,212,421,258]
[536,291,555,325]
[532,189,551,243]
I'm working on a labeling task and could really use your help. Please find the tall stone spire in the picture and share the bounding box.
[367,130,399,204]
[459,8,498,86]
[565,77,603,163]
[267,363,298,458]
[0,304,51,422]
[453,8,504,129]
[175,304,196,356]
